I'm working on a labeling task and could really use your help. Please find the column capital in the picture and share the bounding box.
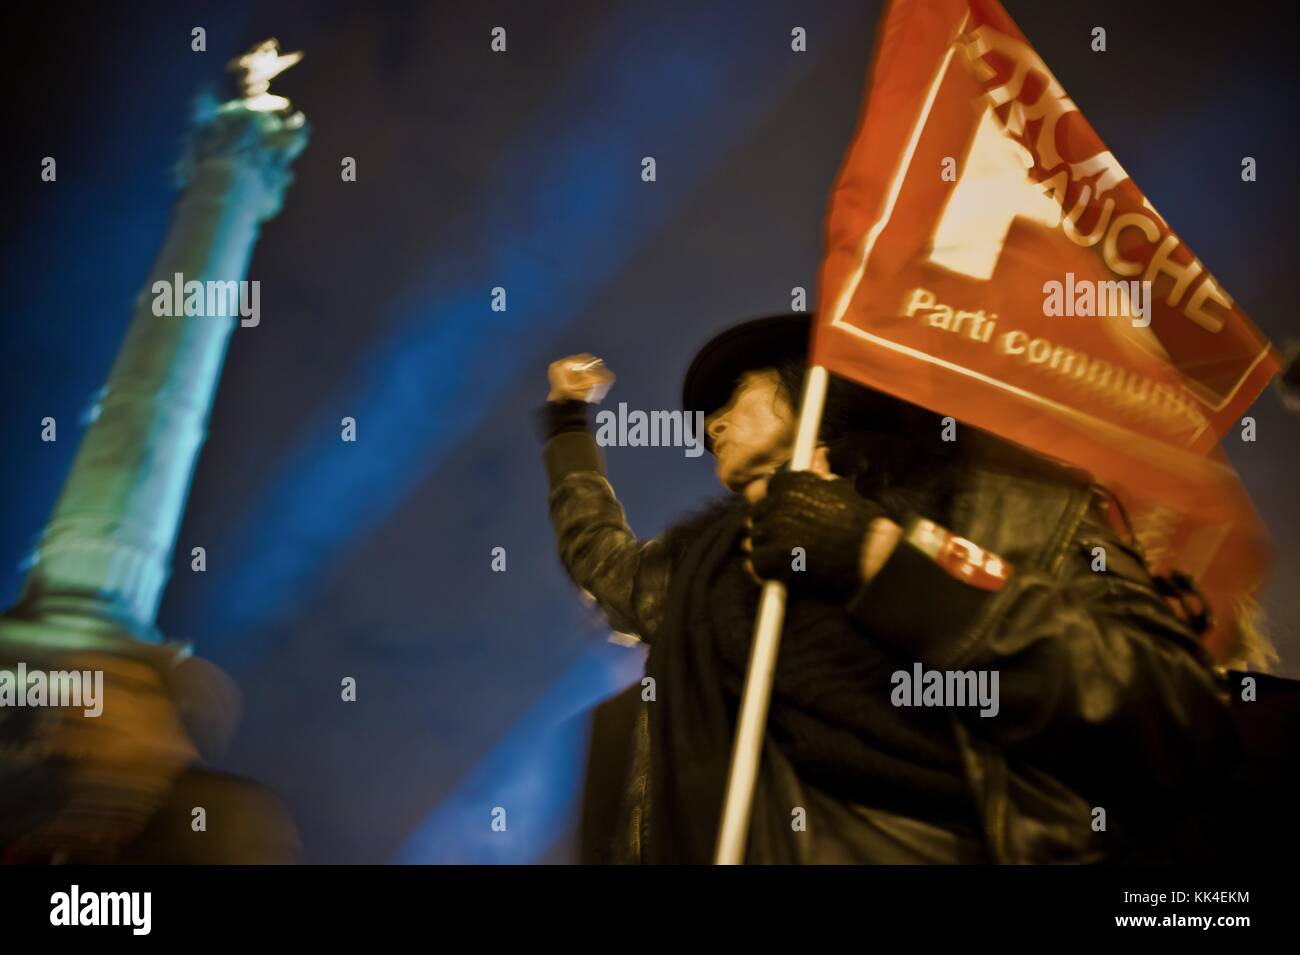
[176,102,310,221]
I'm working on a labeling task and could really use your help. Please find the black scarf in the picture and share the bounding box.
[642,496,972,864]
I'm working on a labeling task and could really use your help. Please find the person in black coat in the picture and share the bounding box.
[540,313,1244,864]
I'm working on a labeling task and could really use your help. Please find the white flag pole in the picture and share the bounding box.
[713,363,830,865]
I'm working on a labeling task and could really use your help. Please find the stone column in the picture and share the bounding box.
[3,41,309,659]
[0,41,310,862]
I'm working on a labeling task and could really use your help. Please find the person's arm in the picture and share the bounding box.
[749,471,1238,797]
[847,504,1238,794]
[538,358,673,641]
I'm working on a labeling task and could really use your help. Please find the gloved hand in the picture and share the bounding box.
[747,470,888,599]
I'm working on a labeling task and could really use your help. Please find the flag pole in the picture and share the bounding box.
[714,363,830,865]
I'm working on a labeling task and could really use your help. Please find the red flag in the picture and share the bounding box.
[813,0,1280,660]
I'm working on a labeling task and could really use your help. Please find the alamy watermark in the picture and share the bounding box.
[1042,273,1151,327]
[50,885,151,935]
[891,662,999,717]
[151,272,260,327]
[0,662,103,717]
[594,403,706,458]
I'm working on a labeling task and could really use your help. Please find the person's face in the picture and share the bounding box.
[705,369,796,493]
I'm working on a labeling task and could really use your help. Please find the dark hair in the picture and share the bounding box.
[773,356,964,524]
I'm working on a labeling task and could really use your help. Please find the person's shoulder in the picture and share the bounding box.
[947,428,1097,571]
[961,426,1094,491]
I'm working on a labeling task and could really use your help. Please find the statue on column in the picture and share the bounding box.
[0,39,309,864]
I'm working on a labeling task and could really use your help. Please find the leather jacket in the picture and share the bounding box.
[542,415,1239,864]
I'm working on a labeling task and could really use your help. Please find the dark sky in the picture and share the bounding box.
[2,0,1297,862]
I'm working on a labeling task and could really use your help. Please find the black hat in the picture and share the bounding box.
[681,313,812,418]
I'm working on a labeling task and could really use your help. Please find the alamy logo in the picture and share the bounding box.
[594,403,706,458]
[891,663,999,717]
[1042,273,1152,327]
[0,663,103,717]
[151,272,260,327]
[50,885,151,935]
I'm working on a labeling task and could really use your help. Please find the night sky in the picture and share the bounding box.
[2,0,1296,862]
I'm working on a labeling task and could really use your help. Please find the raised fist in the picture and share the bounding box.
[547,353,615,403]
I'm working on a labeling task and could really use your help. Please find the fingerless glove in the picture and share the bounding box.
[749,470,886,599]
